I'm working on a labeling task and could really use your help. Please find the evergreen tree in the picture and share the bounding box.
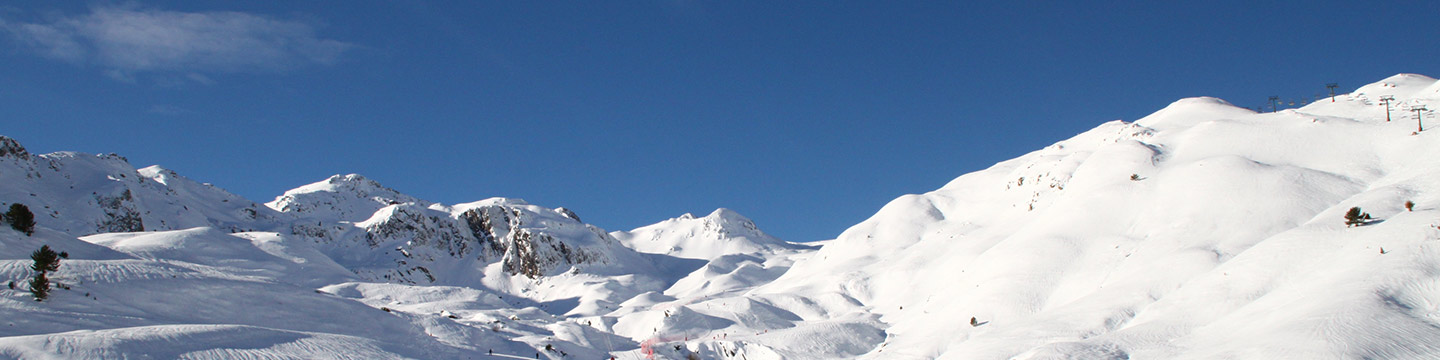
[30,245,60,273]
[5,203,35,236]
[1344,207,1369,227]
[28,272,48,301]
[27,245,61,301]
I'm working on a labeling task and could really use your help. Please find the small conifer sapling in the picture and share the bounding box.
[28,272,48,301]
[1344,207,1370,227]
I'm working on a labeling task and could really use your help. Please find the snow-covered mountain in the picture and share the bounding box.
[0,137,803,358]
[731,73,1440,359]
[266,174,429,222]
[613,208,808,260]
[0,138,288,235]
[2,73,1439,359]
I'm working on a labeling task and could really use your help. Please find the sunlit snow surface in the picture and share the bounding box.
[1,74,1439,359]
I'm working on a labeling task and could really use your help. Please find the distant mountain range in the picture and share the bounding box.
[1,73,1438,359]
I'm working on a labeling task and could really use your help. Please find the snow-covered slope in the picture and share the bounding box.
[0,227,500,358]
[719,73,1440,359]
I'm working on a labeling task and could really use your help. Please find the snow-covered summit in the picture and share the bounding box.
[612,208,801,260]
[266,173,428,222]
[1134,96,1257,129]
[1354,73,1438,98]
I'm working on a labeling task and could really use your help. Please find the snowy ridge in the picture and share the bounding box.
[265,173,429,222]
[613,208,808,260]
[0,138,288,236]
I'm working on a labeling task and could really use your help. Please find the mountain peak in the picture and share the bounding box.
[706,207,745,220]
[0,135,30,160]
[1352,73,1440,101]
[1135,96,1256,129]
[614,208,794,259]
[1379,73,1436,84]
[266,174,427,221]
[327,173,370,184]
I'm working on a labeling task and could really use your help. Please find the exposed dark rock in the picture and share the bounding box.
[0,136,29,160]
[555,207,581,222]
[501,228,600,279]
[95,189,144,233]
[460,206,510,257]
[363,206,474,259]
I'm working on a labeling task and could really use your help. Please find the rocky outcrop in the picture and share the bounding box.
[0,136,29,160]
[95,189,144,233]
[554,207,581,222]
[458,204,606,279]
[502,228,601,279]
[362,205,474,259]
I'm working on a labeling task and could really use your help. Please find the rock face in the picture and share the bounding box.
[94,188,144,233]
[459,204,606,278]
[0,136,29,160]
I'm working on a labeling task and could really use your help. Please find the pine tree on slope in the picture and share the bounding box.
[5,203,36,236]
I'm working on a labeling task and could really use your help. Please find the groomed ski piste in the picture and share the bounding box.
[0,73,1438,359]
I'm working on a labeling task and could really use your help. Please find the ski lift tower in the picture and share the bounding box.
[1269,96,1280,112]
[1416,105,1430,132]
[1326,83,1339,102]
[1380,96,1395,122]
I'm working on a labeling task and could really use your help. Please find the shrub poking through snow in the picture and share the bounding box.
[1344,207,1371,227]
[1405,200,1415,211]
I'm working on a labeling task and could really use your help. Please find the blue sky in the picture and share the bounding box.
[2,1,1438,242]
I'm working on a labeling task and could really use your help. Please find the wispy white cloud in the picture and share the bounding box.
[2,6,351,78]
